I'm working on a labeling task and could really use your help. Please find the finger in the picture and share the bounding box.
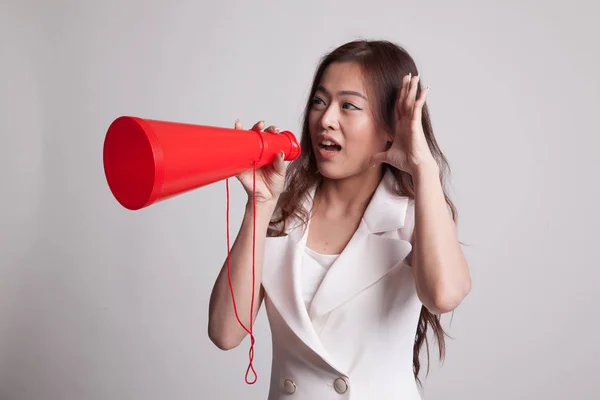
[400,73,411,102]
[405,75,420,115]
[251,120,265,132]
[272,150,287,176]
[397,73,411,118]
[369,151,388,168]
[264,125,280,134]
[234,119,243,130]
[413,86,429,122]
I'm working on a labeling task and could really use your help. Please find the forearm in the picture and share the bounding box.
[411,163,471,314]
[208,200,275,349]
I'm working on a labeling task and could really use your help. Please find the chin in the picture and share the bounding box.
[317,168,347,180]
[316,161,369,181]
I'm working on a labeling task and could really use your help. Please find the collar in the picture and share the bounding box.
[287,168,409,236]
[362,168,409,233]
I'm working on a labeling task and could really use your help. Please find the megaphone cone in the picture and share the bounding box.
[103,116,301,210]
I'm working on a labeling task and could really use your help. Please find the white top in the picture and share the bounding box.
[301,247,339,311]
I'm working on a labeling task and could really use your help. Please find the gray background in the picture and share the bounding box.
[1,0,599,399]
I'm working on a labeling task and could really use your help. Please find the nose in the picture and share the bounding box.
[319,105,339,131]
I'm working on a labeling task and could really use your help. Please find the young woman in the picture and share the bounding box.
[208,39,471,399]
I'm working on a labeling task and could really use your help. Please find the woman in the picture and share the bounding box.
[208,39,471,399]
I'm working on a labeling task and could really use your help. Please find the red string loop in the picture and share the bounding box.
[226,162,258,384]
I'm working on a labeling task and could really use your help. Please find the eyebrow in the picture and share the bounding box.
[315,85,367,100]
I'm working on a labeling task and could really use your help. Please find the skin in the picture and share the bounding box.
[208,61,471,351]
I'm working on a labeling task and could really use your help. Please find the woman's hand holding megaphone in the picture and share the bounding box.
[233,119,288,206]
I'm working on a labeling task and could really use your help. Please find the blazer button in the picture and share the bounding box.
[334,377,348,394]
[283,379,296,394]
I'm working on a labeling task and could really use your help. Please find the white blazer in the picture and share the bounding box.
[262,169,423,400]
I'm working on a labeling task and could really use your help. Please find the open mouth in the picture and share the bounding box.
[318,140,342,152]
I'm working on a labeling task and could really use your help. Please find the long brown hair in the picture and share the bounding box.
[268,39,456,385]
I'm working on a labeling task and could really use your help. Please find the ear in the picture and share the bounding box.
[385,131,394,148]
[380,129,394,150]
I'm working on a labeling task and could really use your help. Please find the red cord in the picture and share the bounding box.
[226,162,258,384]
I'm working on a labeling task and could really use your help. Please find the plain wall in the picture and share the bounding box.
[1,0,599,399]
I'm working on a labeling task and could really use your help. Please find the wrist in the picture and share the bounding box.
[244,199,278,234]
[412,160,439,184]
[245,197,278,215]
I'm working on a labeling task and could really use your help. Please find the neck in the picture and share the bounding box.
[315,166,385,218]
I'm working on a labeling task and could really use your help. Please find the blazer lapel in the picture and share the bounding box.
[308,169,413,319]
[262,190,347,375]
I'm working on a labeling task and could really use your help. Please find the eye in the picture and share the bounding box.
[342,102,361,110]
[311,96,325,106]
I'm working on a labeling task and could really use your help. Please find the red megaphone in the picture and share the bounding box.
[103,116,301,210]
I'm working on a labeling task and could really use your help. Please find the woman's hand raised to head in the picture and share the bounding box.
[234,119,287,206]
[370,74,437,177]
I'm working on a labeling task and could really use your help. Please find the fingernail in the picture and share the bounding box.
[409,72,412,79]
[280,151,285,159]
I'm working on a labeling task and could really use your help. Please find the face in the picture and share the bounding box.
[308,61,390,180]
